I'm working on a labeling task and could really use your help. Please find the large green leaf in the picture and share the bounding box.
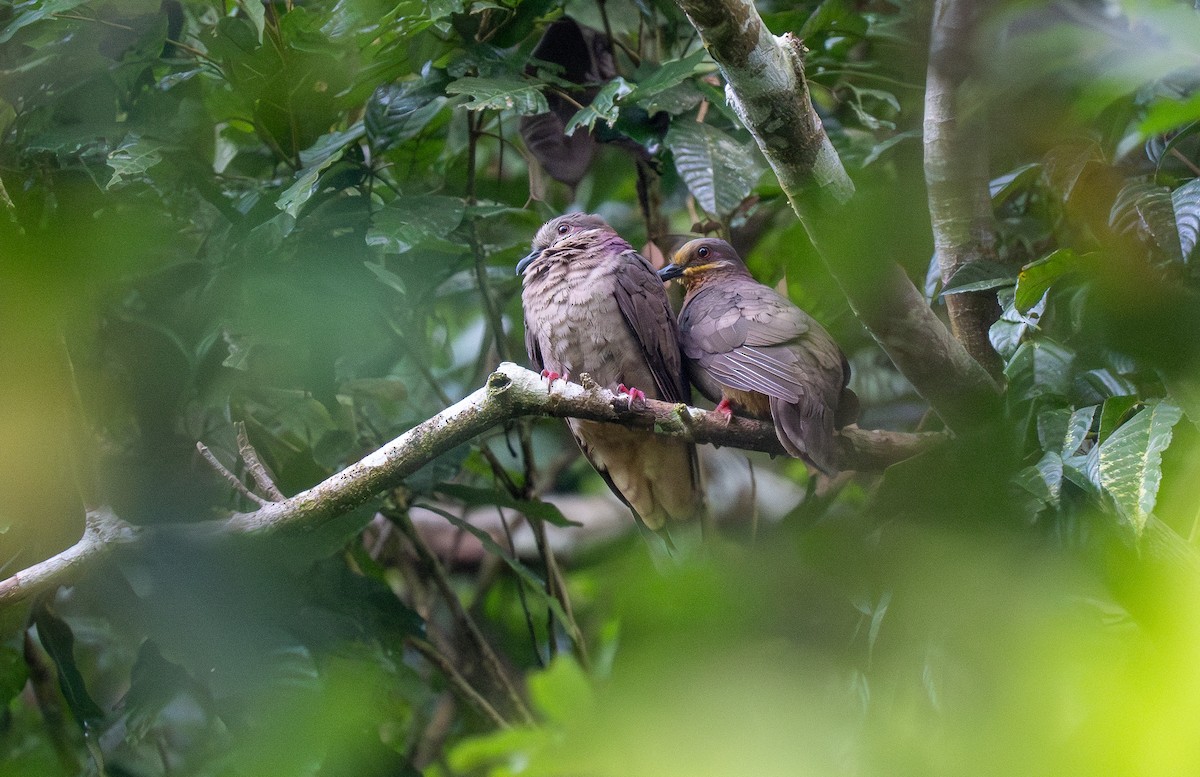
[445,76,549,115]
[665,121,762,217]
[1097,399,1183,533]
[366,195,465,253]
[1109,179,1183,262]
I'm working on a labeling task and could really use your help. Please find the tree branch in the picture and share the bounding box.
[672,0,1002,429]
[925,0,1005,378]
[0,507,138,608]
[0,364,944,609]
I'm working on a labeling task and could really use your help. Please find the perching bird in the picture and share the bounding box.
[658,238,858,475]
[517,213,702,530]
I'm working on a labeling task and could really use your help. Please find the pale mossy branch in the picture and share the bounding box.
[673,0,1002,430]
[0,507,138,608]
[0,364,944,610]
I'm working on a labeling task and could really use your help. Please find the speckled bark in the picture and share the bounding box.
[925,0,1004,379]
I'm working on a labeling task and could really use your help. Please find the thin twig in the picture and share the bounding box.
[196,442,270,506]
[406,636,513,729]
[235,422,285,501]
[395,510,536,724]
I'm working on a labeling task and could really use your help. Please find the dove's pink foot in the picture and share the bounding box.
[540,369,561,382]
[715,397,734,422]
[617,384,647,404]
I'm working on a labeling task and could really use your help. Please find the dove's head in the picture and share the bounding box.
[657,238,750,289]
[517,213,616,275]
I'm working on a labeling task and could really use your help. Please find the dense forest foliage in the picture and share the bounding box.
[3,0,1200,774]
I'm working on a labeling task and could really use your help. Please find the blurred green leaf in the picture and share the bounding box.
[367,196,466,253]
[106,134,164,190]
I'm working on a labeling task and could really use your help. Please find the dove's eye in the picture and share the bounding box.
[557,224,570,235]
[697,246,710,258]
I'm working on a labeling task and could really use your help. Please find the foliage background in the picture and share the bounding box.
[3,0,1200,774]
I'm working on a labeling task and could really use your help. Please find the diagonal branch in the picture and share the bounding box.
[0,364,945,609]
[925,0,1005,378]
[672,0,1002,430]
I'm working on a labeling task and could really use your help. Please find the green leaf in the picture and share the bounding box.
[445,76,549,115]
[366,80,448,152]
[1140,90,1200,137]
[1062,405,1099,456]
[627,49,709,105]
[106,134,164,190]
[366,196,465,253]
[666,121,762,217]
[1005,339,1075,401]
[1173,178,1200,262]
[563,78,632,136]
[436,483,582,528]
[275,124,366,218]
[1014,249,1083,313]
[363,262,407,295]
[1109,179,1184,263]
[861,129,919,167]
[990,163,1042,206]
[237,0,266,43]
[34,602,104,727]
[940,260,1015,296]
[1098,399,1183,533]
[0,0,90,43]
[1016,451,1063,506]
[0,645,28,708]
[1098,395,1141,444]
[527,655,593,723]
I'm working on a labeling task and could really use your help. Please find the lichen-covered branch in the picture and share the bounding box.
[925,0,1004,378]
[673,0,1001,429]
[673,0,852,202]
[0,364,943,609]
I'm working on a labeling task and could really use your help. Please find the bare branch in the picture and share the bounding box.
[672,0,1002,429]
[0,364,943,609]
[925,0,1005,378]
[0,508,138,608]
[197,441,270,506]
